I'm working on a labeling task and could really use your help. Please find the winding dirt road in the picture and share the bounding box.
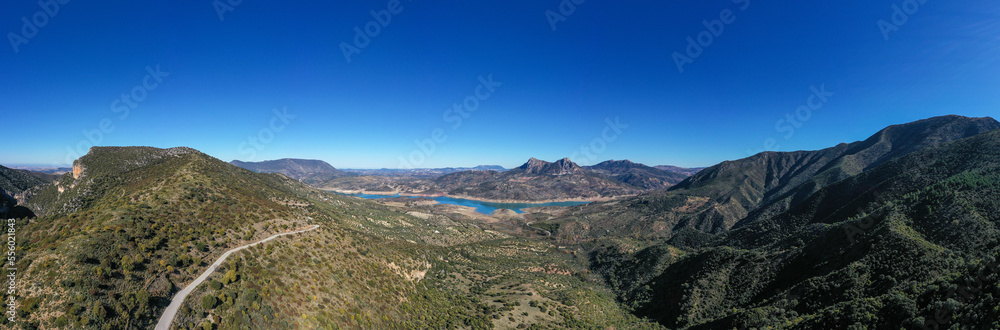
[155,225,319,330]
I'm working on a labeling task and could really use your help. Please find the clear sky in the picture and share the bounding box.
[2,1,998,168]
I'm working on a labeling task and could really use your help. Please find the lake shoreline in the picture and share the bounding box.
[322,188,622,204]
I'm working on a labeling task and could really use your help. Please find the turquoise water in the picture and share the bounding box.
[339,193,590,215]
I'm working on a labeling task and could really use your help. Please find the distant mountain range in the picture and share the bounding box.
[432,157,640,201]
[6,114,1000,329]
[653,165,705,176]
[226,157,704,201]
[341,165,507,178]
[230,158,350,184]
[0,164,55,218]
[539,114,1000,328]
[587,160,691,190]
[550,115,1000,237]
[320,157,699,202]
[13,145,645,328]
[10,166,73,175]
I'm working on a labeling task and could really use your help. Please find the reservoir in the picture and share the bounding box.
[339,193,590,215]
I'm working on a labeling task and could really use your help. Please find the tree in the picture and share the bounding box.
[121,256,135,272]
[222,269,238,284]
[202,295,218,310]
[92,301,107,320]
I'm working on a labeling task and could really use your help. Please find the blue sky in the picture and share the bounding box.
[2,1,998,169]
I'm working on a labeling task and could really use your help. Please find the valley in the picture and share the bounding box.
[8,1,999,328]
[333,192,591,215]
[3,115,999,329]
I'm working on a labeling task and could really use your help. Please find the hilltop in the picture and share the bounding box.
[653,165,705,177]
[9,146,651,329]
[586,159,689,190]
[590,121,1000,328]
[542,115,1000,238]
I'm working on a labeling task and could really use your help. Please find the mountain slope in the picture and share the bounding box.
[1,164,52,218]
[0,164,50,197]
[597,126,1000,329]
[230,158,349,184]
[654,165,705,177]
[434,158,643,201]
[10,147,652,329]
[545,115,1000,238]
[15,146,330,328]
[586,159,689,190]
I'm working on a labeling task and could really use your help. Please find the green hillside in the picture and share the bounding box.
[0,164,50,218]
[590,128,1000,329]
[230,158,350,184]
[540,115,1000,240]
[6,146,651,329]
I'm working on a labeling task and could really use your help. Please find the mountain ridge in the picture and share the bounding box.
[595,123,1000,328]
[230,158,350,184]
[541,115,1000,239]
[586,159,689,190]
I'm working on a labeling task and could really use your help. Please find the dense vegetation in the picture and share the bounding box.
[543,115,1000,240]
[6,116,999,329]
[0,164,50,218]
[5,146,653,329]
[585,160,689,190]
[230,158,350,184]
[585,122,1000,328]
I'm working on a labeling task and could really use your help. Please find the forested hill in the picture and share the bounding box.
[230,158,350,184]
[588,121,1000,328]
[544,115,1000,239]
[8,146,655,329]
[0,164,52,218]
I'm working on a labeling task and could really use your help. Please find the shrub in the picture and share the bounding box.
[202,295,218,310]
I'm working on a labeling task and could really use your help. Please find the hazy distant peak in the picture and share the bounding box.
[230,158,348,184]
[518,157,582,175]
[593,159,638,168]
